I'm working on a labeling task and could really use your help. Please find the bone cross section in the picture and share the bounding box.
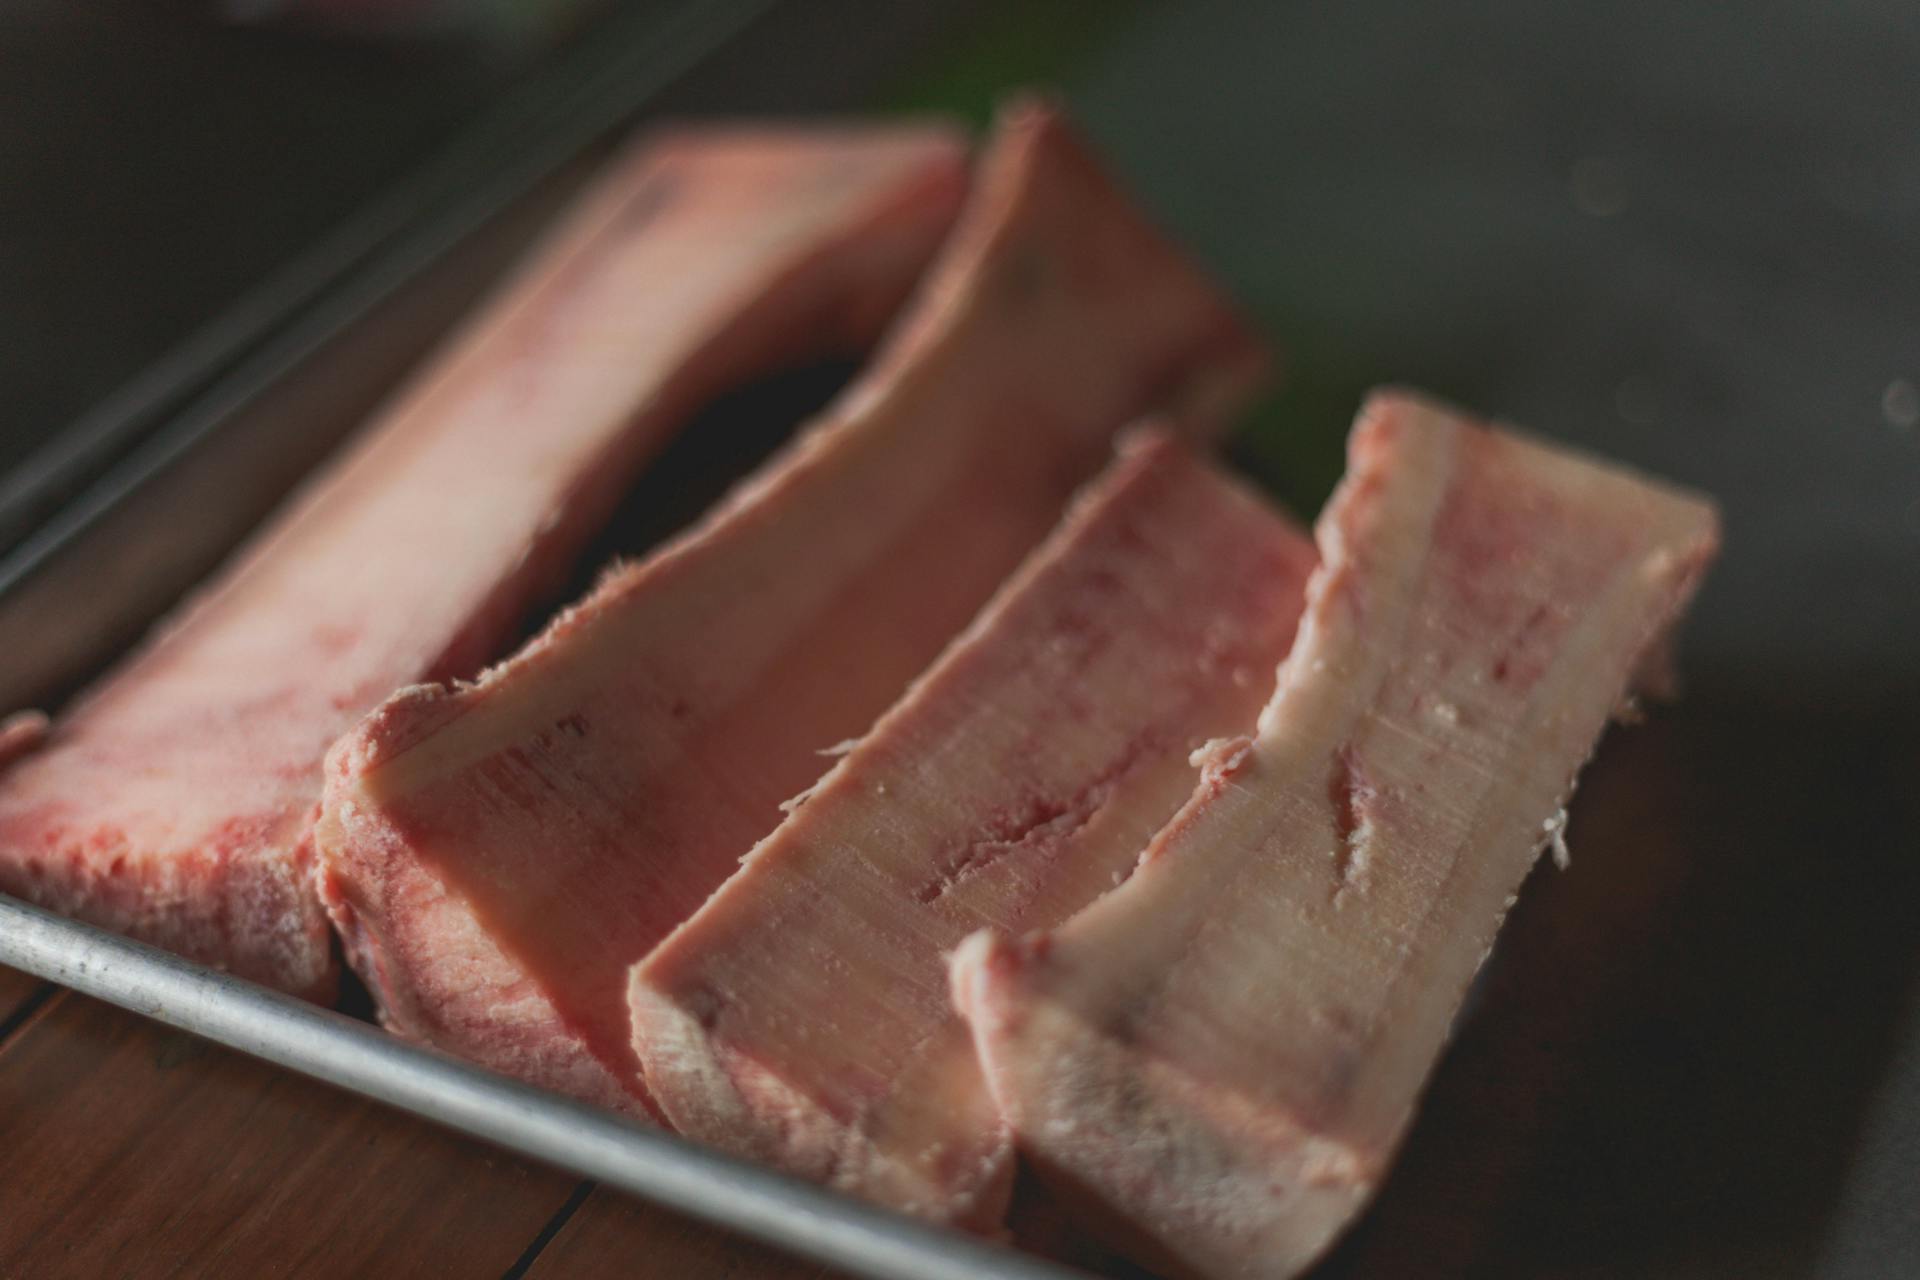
[630,431,1314,1225]
[953,390,1720,1278]
[315,101,1267,1111]
[0,122,969,998]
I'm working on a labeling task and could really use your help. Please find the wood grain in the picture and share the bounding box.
[523,1185,835,1280]
[1,705,1901,1280]
[0,991,580,1278]
[0,964,45,1036]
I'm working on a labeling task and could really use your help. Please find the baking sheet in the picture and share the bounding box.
[1,2,1913,1276]
[0,894,1077,1280]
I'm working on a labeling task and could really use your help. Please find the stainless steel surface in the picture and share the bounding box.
[0,0,979,711]
[0,0,766,539]
[0,892,1079,1280]
[0,154,602,713]
[0,0,773,709]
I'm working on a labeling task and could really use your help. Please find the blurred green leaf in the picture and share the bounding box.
[874,0,1140,127]
[874,0,1358,519]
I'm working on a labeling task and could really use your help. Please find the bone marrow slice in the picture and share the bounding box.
[315,100,1269,1111]
[952,390,1720,1278]
[628,430,1315,1224]
[0,124,968,1000]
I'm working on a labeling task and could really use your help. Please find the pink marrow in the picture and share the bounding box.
[314,100,1268,1114]
[628,430,1315,1225]
[952,390,1720,1280]
[0,122,969,998]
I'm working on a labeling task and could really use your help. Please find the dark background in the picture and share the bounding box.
[0,1,1913,1275]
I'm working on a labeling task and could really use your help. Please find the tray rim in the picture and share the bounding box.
[0,3,1065,1275]
[0,893,1079,1280]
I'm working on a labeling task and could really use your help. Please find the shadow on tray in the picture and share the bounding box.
[1316,678,1920,1280]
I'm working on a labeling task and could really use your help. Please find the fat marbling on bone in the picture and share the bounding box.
[0,123,969,998]
[315,100,1268,1112]
[952,390,1720,1279]
[628,430,1316,1226]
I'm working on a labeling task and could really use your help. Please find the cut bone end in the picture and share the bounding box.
[952,931,1379,1280]
[623,434,1310,1231]
[952,392,1720,1278]
[631,964,1016,1228]
[315,775,649,1115]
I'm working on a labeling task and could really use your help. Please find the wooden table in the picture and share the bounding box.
[8,687,1910,1278]
[0,975,828,1278]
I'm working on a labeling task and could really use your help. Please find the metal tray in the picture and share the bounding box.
[9,4,1914,1276]
[0,895,1070,1280]
[0,4,1072,1276]
[0,0,976,710]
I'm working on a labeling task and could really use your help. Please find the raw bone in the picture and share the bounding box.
[0,122,968,998]
[952,390,1720,1279]
[629,431,1315,1225]
[315,100,1268,1111]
